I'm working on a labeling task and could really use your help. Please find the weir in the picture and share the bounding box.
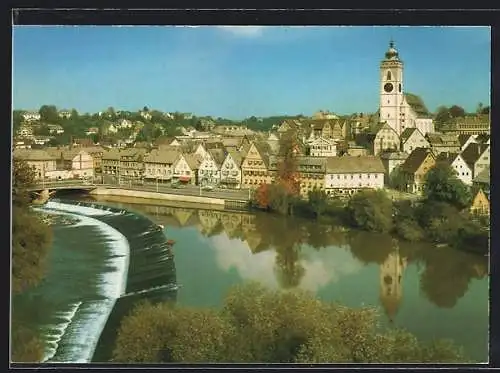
[33,199,178,363]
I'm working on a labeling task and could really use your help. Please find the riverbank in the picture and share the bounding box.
[89,187,226,207]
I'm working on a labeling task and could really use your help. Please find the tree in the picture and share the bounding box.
[434,106,451,126]
[423,163,471,209]
[70,108,79,119]
[388,166,406,191]
[479,105,490,115]
[448,105,466,118]
[113,283,469,363]
[13,110,23,132]
[308,188,329,218]
[253,183,271,210]
[12,158,36,207]
[346,190,394,233]
[277,129,300,196]
[38,105,59,122]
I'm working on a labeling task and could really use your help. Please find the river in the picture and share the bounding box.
[11,193,489,363]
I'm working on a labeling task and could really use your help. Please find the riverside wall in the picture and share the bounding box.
[89,187,226,207]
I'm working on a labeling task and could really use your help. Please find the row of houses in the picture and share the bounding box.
[13,130,490,203]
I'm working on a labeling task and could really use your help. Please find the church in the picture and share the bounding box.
[379,41,434,137]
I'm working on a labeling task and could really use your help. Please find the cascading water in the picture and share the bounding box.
[13,199,178,363]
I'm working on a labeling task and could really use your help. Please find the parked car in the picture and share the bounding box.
[202,185,214,191]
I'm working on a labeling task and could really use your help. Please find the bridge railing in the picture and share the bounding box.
[27,179,253,201]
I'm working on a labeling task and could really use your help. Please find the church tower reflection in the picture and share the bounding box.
[379,239,407,323]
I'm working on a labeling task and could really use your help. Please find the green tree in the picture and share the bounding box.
[388,166,407,191]
[434,106,451,126]
[70,108,79,119]
[13,110,24,132]
[346,190,393,233]
[12,158,36,207]
[423,163,471,209]
[113,283,469,363]
[308,188,329,218]
[479,105,490,115]
[448,105,466,118]
[38,105,59,122]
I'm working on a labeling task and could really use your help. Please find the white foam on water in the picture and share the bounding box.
[47,299,116,363]
[121,283,180,298]
[41,301,82,362]
[43,200,116,216]
[36,202,131,363]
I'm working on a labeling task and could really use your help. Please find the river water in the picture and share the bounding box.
[11,194,489,363]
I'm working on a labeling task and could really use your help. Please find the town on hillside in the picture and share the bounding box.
[12,41,490,215]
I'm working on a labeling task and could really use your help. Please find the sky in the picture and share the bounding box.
[12,26,491,120]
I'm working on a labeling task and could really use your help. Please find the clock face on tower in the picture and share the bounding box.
[384,83,394,93]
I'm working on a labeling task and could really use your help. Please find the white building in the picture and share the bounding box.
[17,124,34,138]
[58,110,72,119]
[140,111,152,120]
[307,137,337,157]
[70,150,94,178]
[117,119,133,129]
[461,143,490,179]
[198,149,225,186]
[22,112,41,122]
[220,151,243,189]
[47,124,65,135]
[194,143,209,159]
[172,154,196,184]
[380,151,409,183]
[143,149,180,182]
[13,149,57,180]
[437,152,473,186]
[379,41,435,137]
[400,127,430,154]
[324,156,385,196]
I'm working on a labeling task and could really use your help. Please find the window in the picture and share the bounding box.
[386,71,392,80]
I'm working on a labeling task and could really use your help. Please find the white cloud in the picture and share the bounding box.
[216,26,266,37]
[209,235,363,293]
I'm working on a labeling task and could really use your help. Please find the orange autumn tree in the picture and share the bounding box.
[276,129,301,196]
[254,183,272,210]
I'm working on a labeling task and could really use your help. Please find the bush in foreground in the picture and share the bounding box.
[113,283,469,364]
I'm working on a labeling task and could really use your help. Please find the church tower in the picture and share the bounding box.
[379,40,405,136]
[379,239,407,323]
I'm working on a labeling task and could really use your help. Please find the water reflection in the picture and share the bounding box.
[85,198,489,320]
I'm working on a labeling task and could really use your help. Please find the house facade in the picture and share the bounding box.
[198,149,225,186]
[241,142,271,189]
[380,151,408,184]
[436,152,473,186]
[470,189,489,216]
[324,156,385,196]
[143,149,180,182]
[373,123,400,155]
[296,157,327,198]
[13,149,57,180]
[70,150,94,178]
[400,128,429,154]
[427,133,461,155]
[461,143,490,179]
[22,112,41,122]
[400,147,436,194]
[220,151,243,189]
[307,137,337,157]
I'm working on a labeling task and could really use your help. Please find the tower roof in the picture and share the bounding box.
[384,40,400,60]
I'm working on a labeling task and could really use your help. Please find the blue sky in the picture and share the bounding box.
[13,26,490,120]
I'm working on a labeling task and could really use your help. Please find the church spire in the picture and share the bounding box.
[385,39,400,60]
